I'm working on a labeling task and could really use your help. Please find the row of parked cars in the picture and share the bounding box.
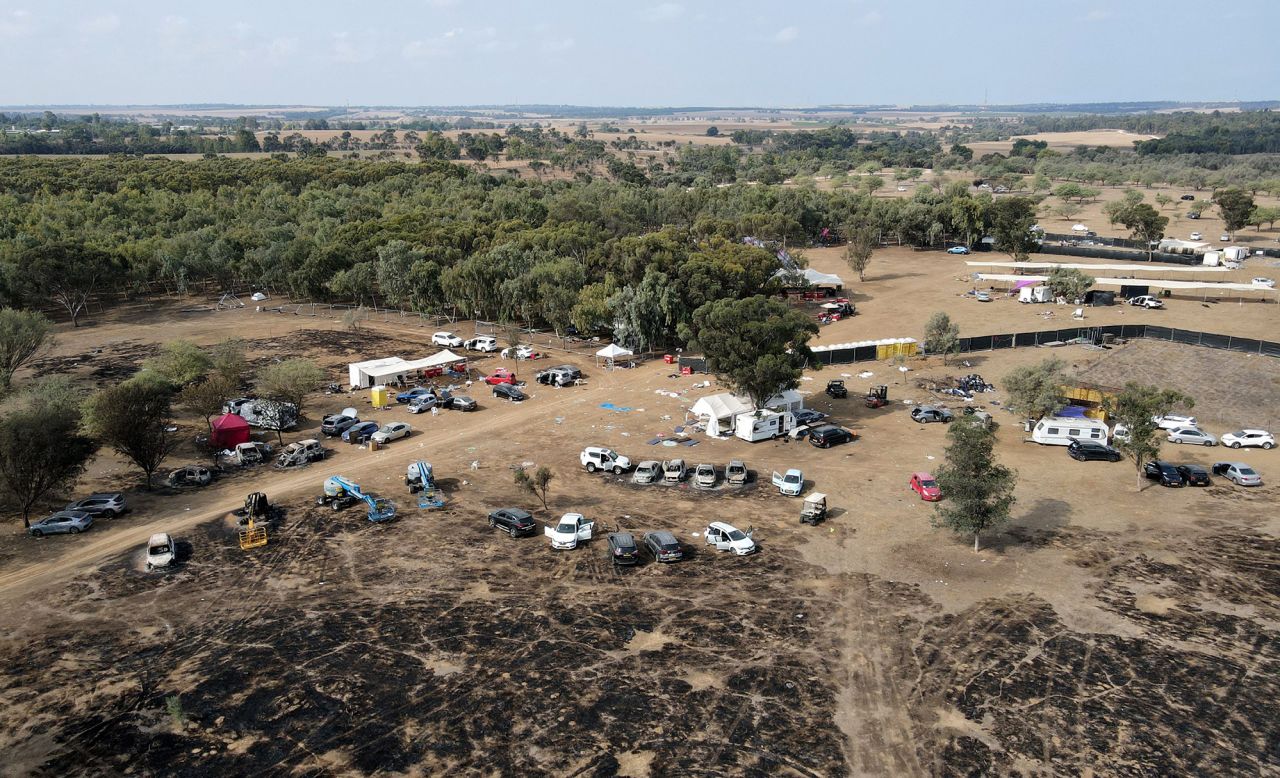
[1144,460,1262,487]
[485,507,757,560]
[27,493,129,537]
[1145,416,1275,449]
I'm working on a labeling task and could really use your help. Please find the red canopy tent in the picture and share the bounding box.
[211,413,251,449]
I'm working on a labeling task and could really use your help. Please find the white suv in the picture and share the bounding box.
[431,331,463,348]
[464,335,498,352]
[1153,414,1197,431]
[1221,429,1275,450]
[580,446,631,474]
[1127,295,1163,309]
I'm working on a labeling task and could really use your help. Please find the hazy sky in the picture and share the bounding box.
[1,0,1277,107]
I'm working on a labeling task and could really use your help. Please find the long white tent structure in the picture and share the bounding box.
[966,261,1229,273]
[975,274,1277,295]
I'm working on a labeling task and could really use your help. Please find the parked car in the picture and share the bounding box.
[1252,277,1276,289]
[825,380,847,399]
[484,368,518,386]
[1212,462,1262,486]
[396,387,434,404]
[793,408,826,426]
[342,421,380,443]
[1221,234,1232,242]
[704,522,756,555]
[487,507,537,537]
[535,365,580,387]
[581,446,631,474]
[1154,414,1197,431]
[808,424,854,448]
[431,331,463,348]
[29,511,93,537]
[492,384,527,402]
[1175,464,1211,486]
[632,461,662,484]
[320,413,359,436]
[694,463,717,488]
[1128,295,1164,309]
[1189,232,1202,241]
[442,394,477,411]
[643,530,683,562]
[407,393,440,413]
[501,345,539,360]
[947,246,970,255]
[909,472,941,501]
[146,533,175,570]
[772,468,804,496]
[974,291,992,302]
[1068,440,1122,462]
[1221,430,1275,450]
[370,421,412,444]
[1111,423,1130,443]
[1143,460,1185,487]
[1180,194,1195,201]
[545,512,593,550]
[606,532,640,566]
[464,335,498,352]
[65,493,128,518]
[1167,427,1217,446]
[911,406,954,424]
[726,460,748,485]
[662,459,687,483]
[167,465,213,488]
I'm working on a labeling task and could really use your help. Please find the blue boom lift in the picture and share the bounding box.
[317,476,397,522]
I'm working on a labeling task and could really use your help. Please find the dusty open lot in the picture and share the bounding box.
[0,248,1277,774]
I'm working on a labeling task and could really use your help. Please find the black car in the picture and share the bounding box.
[443,394,477,411]
[492,384,527,402]
[793,408,827,426]
[1067,440,1122,462]
[1143,460,1185,487]
[643,531,683,562]
[1180,194,1195,201]
[488,508,537,537]
[1176,464,1211,486]
[607,532,640,566]
[808,425,854,448]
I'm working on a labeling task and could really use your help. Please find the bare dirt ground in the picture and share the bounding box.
[0,254,1277,774]
[967,130,1161,157]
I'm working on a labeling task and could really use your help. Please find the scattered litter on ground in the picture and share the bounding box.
[647,438,663,445]
[662,440,679,447]
[600,402,635,412]
[858,371,874,379]
[679,439,699,447]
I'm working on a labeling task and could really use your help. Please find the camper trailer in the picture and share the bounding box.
[1202,251,1221,267]
[1031,416,1110,446]
[1018,286,1052,304]
[735,410,796,442]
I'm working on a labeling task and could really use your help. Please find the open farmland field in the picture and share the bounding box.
[1,237,1277,774]
[966,130,1162,157]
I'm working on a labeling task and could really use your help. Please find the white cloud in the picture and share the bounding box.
[774,26,799,43]
[267,37,298,59]
[78,13,120,35]
[332,32,374,63]
[443,27,463,39]
[1081,9,1112,22]
[541,36,575,53]
[0,9,34,37]
[643,3,684,22]
[860,10,883,24]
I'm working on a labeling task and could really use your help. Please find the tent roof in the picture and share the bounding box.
[212,413,249,430]
[967,260,1228,273]
[775,267,844,287]
[349,356,406,371]
[690,392,753,419]
[596,343,634,358]
[976,273,1278,293]
[362,350,467,380]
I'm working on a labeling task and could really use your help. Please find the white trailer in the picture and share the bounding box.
[1030,416,1110,446]
[1018,286,1052,303]
[735,410,795,442]
[1202,251,1221,267]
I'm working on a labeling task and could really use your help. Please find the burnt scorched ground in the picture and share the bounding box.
[0,503,847,776]
[905,524,1280,776]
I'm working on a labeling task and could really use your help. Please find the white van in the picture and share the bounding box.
[1031,416,1110,446]
[735,410,795,442]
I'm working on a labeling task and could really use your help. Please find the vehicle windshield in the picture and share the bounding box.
[726,529,747,541]
[920,479,937,488]
[786,474,801,483]
[149,544,171,555]
[557,522,576,533]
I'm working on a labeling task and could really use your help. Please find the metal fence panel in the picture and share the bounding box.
[854,345,877,362]
[1201,332,1231,350]
[992,334,1015,350]
[968,335,993,351]
[1172,329,1200,345]
[1262,340,1280,358]
[1145,326,1173,341]
[1121,324,1147,339]
[1013,331,1038,347]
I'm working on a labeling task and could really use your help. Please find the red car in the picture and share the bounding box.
[483,368,517,386]
[909,472,941,501]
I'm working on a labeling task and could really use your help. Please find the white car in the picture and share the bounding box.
[1167,426,1216,446]
[580,446,631,474]
[1221,430,1275,450]
[1189,232,1202,241]
[464,336,498,352]
[771,469,804,496]
[545,512,594,550]
[431,331,463,348]
[1127,295,1163,309]
[1111,423,1130,442]
[1252,277,1276,288]
[146,533,175,571]
[1153,414,1197,431]
[704,521,756,555]
[1220,234,1231,242]
[501,345,538,360]
[370,421,412,444]
[632,461,661,484]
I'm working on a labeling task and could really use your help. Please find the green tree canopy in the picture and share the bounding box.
[932,417,1018,551]
[0,400,97,527]
[0,308,53,393]
[923,311,960,364]
[256,358,325,416]
[990,197,1039,261]
[1002,357,1068,421]
[1104,383,1194,490]
[84,379,178,489]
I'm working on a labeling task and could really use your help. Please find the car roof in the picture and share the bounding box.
[560,512,584,521]
[647,530,678,542]
[728,459,745,466]
[1235,429,1269,435]
[148,533,171,545]
[53,510,90,518]
[1177,464,1207,472]
[499,507,531,517]
[609,532,635,543]
[911,472,935,479]
[785,468,802,476]
[706,521,738,531]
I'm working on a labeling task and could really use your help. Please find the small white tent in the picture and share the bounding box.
[595,343,634,367]
[1071,224,1088,233]
[690,392,753,437]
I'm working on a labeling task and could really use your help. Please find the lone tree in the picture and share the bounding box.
[1045,267,1094,302]
[208,338,248,386]
[84,378,179,489]
[932,417,1018,551]
[0,403,97,528]
[1115,203,1169,261]
[0,308,53,393]
[843,225,878,282]
[990,197,1040,261]
[256,358,325,417]
[1002,357,1068,421]
[141,340,212,387]
[514,465,555,511]
[1105,383,1194,490]
[923,311,960,365]
[18,243,120,328]
[1214,188,1255,235]
[178,374,236,435]
[682,295,817,409]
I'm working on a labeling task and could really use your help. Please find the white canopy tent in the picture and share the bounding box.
[348,350,468,388]
[595,343,635,367]
[774,267,845,289]
[975,273,1278,299]
[966,261,1228,274]
[690,392,754,437]
[1071,224,1089,233]
[349,357,406,389]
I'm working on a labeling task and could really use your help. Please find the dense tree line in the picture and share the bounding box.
[962,108,1280,140]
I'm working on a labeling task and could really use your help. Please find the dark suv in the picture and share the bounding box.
[808,425,853,448]
[487,508,537,537]
[607,532,640,566]
[643,531,683,563]
[1143,460,1185,487]
[1067,440,1122,462]
[1176,464,1211,486]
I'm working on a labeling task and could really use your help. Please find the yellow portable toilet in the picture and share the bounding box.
[371,385,390,408]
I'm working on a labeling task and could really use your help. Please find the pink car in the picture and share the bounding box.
[909,472,942,501]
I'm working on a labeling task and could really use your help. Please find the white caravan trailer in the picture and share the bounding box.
[735,410,796,442]
[1031,416,1110,446]
[1018,286,1052,303]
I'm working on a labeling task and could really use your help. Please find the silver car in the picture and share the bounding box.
[694,464,717,488]
[65,493,128,518]
[29,511,94,537]
[632,461,661,484]
[1213,462,1262,486]
[1167,427,1216,446]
